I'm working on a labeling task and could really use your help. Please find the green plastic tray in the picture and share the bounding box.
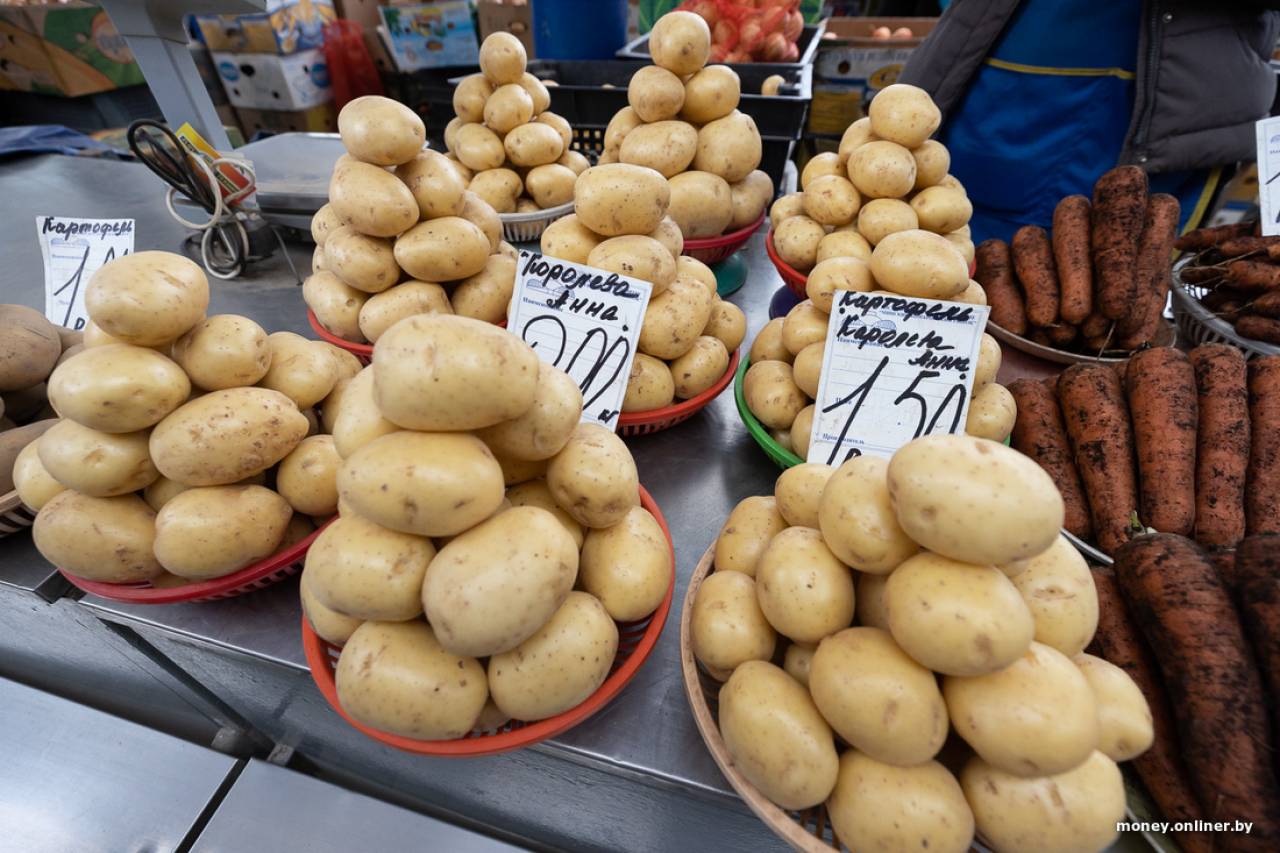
[734,355,803,470]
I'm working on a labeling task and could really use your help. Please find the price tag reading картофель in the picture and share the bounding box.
[508,250,653,430]
[807,290,991,464]
[1257,115,1280,237]
[37,216,135,331]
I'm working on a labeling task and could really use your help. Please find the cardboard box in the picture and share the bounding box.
[810,17,937,136]
[196,0,336,56]
[235,103,338,135]
[213,49,332,110]
[380,1,478,71]
[476,1,533,58]
[0,1,143,97]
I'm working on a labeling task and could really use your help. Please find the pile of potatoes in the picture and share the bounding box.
[25,251,356,587]
[601,11,773,239]
[307,93,520,346]
[305,313,672,738]
[537,163,747,411]
[691,434,1153,853]
[445,32,589,214]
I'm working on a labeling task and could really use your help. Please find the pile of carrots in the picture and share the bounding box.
[1178,221,1280,345]
[976,165,1177,354]
[1009,345,1278,555]
[1092,534,1279,853]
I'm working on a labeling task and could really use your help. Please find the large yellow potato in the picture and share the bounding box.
[869,229,971,300]
[38,420,157,497]
[802,175,860,227]
[303,272,367,342]
[628,65,685,122]
[669,335,729,399]
[1009,534,1098,656]
[258,332,337,409]
[618,120,697,178]
[816,229,872,264]
[911,186,973,234]
[324,226,400,294]
[848,140,917,199]
[728,170,772,231]
[965,381,1016,442]
[275,434,340,517]
[330,367,397,458]
[488,591,618,721]
[667,170,733,239]
[452,254,516,324]
[538,111,573,151]
[336,621,486,740]
[48,344,189,433]
[504,121,563,167]
[886,552,1034,676]
[781,299,829,356]
[86,251,209,346]
[172,314,271,391]
[704,299,746,352]
[975,332,1001,387]
[912,139,950,189]
[868,83,941,148]
[579,506,670,621]
[476,362,581,461]
[828,752,973,853]
[338,95,424,166]
[748,317,791,364]
[12,439,64,510]
[681,64,740,124]
[397,149,466,218]
[480,30,526,84]
[300,570,362,645]
[857,197,918,245]
[638,275,713,360]
[305,514,433,621]
[373,315,539,431]
[505,478,584,548]
[520,72,551,114]
[1073,653,1154,762]
[713,495,786,577]
[524,163,576,208]
[452,73,492,123]
[806,256,874,313]
[33,491,162,582]
[574,164,671,237]
[588,235,677,294]
[693,111,762,183]
[648,10,710,75]
[755,527,855,643]
[836,116,876,165]
[801,152,842,190]
[793,405,815,457]
[718,661,838,809]
[340,431,504,537]
[622,352,675,412]
[540,213,603,264]
[603,106,643,155]
[691,569,775,674]
[769,192,805,225]
[772,462,833,528]
[743,360,806,430]
[329,161,419,238]
[357,281,451,343]
[454,123,506,172]
[154,485,292,579]
[546,422,639,528]
[818,455,917,573]
[310,202,344,246]
[424,506,578,657]
[467,168,522,213]
[772,214,825,271]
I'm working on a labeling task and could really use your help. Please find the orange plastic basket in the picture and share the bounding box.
[617,349,740,437]
[765,230,809,298]
[308,309,373,364]
[61,517,335,604]
[302,486,675,757]
[682,212,765,265]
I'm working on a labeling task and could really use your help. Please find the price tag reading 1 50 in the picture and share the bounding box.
[807,291,991,464]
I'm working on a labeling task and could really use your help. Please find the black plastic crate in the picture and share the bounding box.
[616,20,827,74]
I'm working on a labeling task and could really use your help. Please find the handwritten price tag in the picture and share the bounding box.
[508,251,653,430]
[808,291,991,464]
[37,216,135,330]
[1256,116,1280,237]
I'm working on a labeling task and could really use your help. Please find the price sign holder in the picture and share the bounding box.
[1256,116,1280,237]
[37,216,135,331]
[508,251,653,430]
[808,291,991,464]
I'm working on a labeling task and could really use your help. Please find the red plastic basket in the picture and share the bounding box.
[302,486,675,756]
[617,349,740,437]
[765,230,809,298]
[60,517,335,604]
[308,309,373,364]
[683,212,765,265]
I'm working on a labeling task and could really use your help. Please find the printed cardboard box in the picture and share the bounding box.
[0,1,143,97]
[236,103,338,136]
[213,49,332,110]
[196,0,336,56]
[380,1,478,71]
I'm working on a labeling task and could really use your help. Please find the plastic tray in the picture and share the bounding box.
[733,355,804,469]
[683,213,764,265]
[616,20,828,76]
[618,349,740,437]
[986,318,1175,366]
[764,230,809,298]
[1171,259,1280,359]
[302,486,675,757]
[499,199,574,243]
[0,490,35,539]
[60,517,334,604]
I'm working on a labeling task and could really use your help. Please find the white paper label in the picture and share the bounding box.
[1257,116,1280,237]
[508,251,653,430]
[807,291,991,464]
[37,216,135,330]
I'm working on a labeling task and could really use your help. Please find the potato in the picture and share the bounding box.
[792,405,815,457]
[143,475,189,511]
[856,197,918,245]
[394,216,491,283]
[338,95,424,166]
[336,621,486,740]
[524,163,576,208]
[692,569,776,672]
[773,462,832,529]
[961,751,1123,853]
[451,254,516,325]
[257,333,336,409]
[150,388,308,485]
[848,140,918,199]
[328,161,419,238]
[789,341,822,399]
[628,65,685,122]
[476,362,581,461]
[802,175,860,227]
[912,186,973,234]
[273,434,339,517]
[618,120,697,178]
[781,300,828,356]
[974,332,1001,388]
[816,455,918,573]
[303,272,367,342]
[772,427,795,455]
[769,192,805,225]
[452,73,493,123]
[86,252,209,347]
[153,485,291,579]
[868,83,941,148]
[649,10,710,75]
[946,232,976,265]
[454,122,506,172]
[1074,653,1154,762]
[38,420,156,497]
[713,495,786,577]
[912,139,950,190]
[868,229,969,300]
[744,360,806,430]
[693,111,762,183]
[480,31,526,85]
[756,527,855,642]
[760,73,784,96]
[800,152,842,190]
[574,164,670,237]
[677,255,717,296]
[828,752,973,853]
[558,148,590,175]
[1005,535,1098,657]
[954,278,987,306]
[324,226,400,295]
[579,507,670,621]
[443,117,463,155]
[603,106,643,155]
[0,305,60,391]
[506,478,585,548]
[728,171,772,230]
[300,570,361,645]
[965,382,1016,443]
[816,229,873,264]
[718,661,838,809]
[12,439,63,510]
[783,642,815,686]
[887,552,1034,676]
[836,116,876,165]
[669,335,729,399]
[704,300,746,352]
[749,317,791,364]
[772,214,825,271]
[666,170,733,239]
[489,591,617,721]
[358,281,451,343]
[648,215,684,259]
[540,213,603,264]
[330,367,396,458]
[856,570,891,630]
[33,491,162,581]
[48,344,189,433]
[588,235,677,294]
[468,168,522,213]
[304,513,432,621]
[622,352,676,414]
[504,121,564,167]
[945,642,1100,777]
[397,149,466,218]
[806,257,874,314]
[310,202,344,246]
[546,422,639,528]
[681,64,740,123]
[638,275,713,359]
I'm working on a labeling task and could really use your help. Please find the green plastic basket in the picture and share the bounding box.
[734,355,803,470]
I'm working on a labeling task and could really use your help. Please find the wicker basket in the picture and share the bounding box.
[499,200,574,243]
[61,517,333,604]
[0,490,36,539]
[618,350,739,437]
[303,486,674,757]
[683,213,765,265]
[1171,261,1280,359]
